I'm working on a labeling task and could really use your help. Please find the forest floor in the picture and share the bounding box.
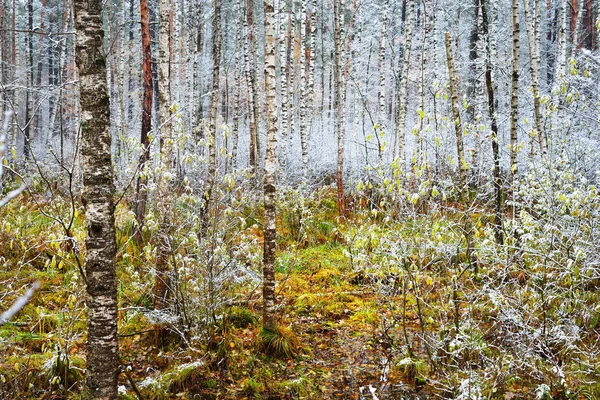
[1,188,597,399]
[115,242,433,399]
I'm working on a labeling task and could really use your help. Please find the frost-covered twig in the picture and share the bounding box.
[0,111,26,208]
[580,49,600,66]
[0,281,42,326]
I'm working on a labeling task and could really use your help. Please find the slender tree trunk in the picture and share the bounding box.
[232,0,243,172]
[510,0,521,215]
[74,0,119,396]
[154,0,173,311]
[279,0,289,175]
[377,0,388,160]
[245,0,258,170]
[200,0,222,236]
[555,0,568,80]
[135,0,154,236]
[286,2,295,169]
[24,0,34,162]
[299,0,309,176]
[523,0,548,155]
[571,0,585,55]
[334,0,346,216]
[395,0,415,165]
[481,0,503,245]
[445,32,475,268]
[263,0,278,332]
[33,0,46,140]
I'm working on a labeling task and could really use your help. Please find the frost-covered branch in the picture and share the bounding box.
[0,111,26,209]
[0,281,41,326]
[580,49,600,66]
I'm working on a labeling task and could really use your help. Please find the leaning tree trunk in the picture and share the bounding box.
[263,0,278,332]
[135,0,154,238]
[73,0,119,396]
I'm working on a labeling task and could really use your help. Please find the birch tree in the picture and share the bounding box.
[395,0,415,165]
[74,0,119,396]
[154,0,173,311]
[377,0,388,154]
[263,0,277,332]
[523,0,548,155]
[510,0,520,210]
[201,0,222,236]
[481,0,502,245]
[334,0,346,215]
[445,31,474,266]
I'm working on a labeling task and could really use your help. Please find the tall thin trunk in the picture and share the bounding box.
[523,0,548,155]
[287,2,295,166]
[201,0,222,236]
[24,0,34,162]
[245,0,258,170]
[334,0,346,215]
[263,0,278,332]
[135,0,154,235]
[377,0,388,158]
[571,0,585,55]
[482,0,503,245]
[279,0,289,175]
[510,0,521,216]
[154,0,173,311]
[127,0,135,124]
[33,0,46,139]
[299,0,308,175]
[395,0,415,165]
[74,0,119,396]
[555,0,568,80]
[232,0,244,172]
[445,32,475,267]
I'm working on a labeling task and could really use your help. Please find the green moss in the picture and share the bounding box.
[227,306,257,329]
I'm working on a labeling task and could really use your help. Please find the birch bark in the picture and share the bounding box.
[74,0,119,396]
[395,0,415,165]
[263,0,278,332]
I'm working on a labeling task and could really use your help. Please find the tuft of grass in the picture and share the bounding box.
[349,301,380,326]
[258,325,300,359]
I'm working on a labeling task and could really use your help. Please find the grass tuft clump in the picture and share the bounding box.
[258,325,300,359]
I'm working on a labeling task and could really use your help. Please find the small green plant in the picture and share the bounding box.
[396,356,427,385]
[242,377,265,396]
[227,306,257,329]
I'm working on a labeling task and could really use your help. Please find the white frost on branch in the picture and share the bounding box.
[580,49,600,66]
[0,281,42,326]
